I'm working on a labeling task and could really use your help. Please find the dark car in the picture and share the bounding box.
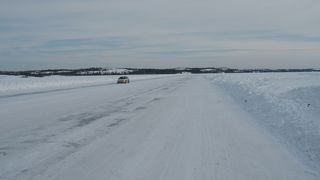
[117,76,130,84]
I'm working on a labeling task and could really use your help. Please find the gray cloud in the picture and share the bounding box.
[1,0,320,70]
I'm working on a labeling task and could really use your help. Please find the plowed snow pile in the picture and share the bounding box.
[209,72,320,169]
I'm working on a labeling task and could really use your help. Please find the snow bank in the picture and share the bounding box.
[200,68,215,72]
[0,75,173,96]
[208,72,320,169]
[76,68,134,75]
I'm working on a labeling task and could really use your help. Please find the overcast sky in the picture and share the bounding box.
[1,0,320,70]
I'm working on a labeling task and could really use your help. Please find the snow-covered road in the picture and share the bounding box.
[0,75,318,180]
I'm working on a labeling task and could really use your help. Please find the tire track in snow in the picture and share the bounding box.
[0,75,191,180]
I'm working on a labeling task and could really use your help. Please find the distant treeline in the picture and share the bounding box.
[0,67,319,77]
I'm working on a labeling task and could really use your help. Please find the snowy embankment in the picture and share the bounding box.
[0,75,173,97]
[208,72,320,169]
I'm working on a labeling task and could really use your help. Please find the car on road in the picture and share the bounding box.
[117,76,130,84]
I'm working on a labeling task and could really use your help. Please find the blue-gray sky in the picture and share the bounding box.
[1,0,320,70]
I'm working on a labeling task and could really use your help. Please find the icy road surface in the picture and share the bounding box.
[0,74,318,180]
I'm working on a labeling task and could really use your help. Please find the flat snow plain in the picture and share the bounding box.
[0,73,319,180]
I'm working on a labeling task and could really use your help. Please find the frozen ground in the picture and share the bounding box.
[0,73,319,180]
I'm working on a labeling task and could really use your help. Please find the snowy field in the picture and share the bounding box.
[0,75,174,97]
[0,73,319,180]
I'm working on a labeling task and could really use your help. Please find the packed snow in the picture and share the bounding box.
[0,73,319,180]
